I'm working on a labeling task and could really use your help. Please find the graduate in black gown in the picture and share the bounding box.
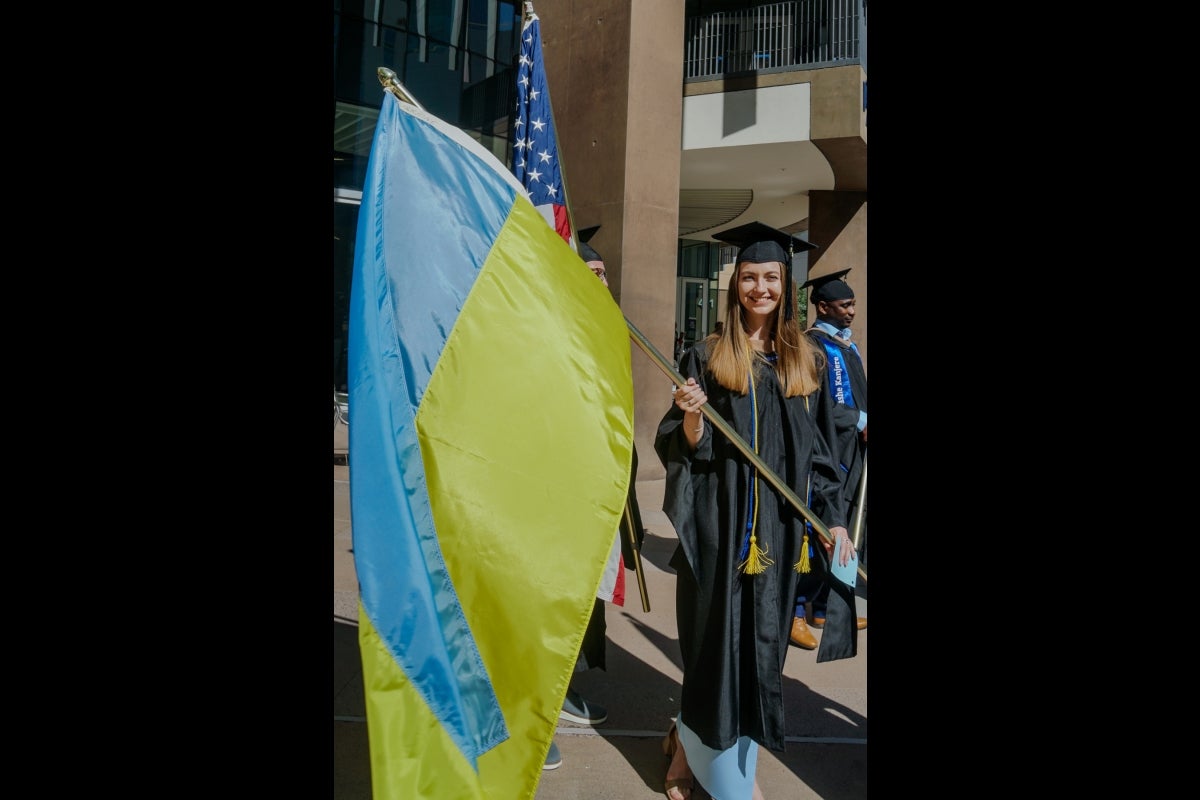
[791,269,869,637]
[803,269,867,553]
[655,222,858,800]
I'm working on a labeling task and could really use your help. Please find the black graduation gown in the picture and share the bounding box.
[806,328,868,555]
[654,341,855,753]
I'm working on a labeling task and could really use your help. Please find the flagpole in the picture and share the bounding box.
[623,499,652,613]
[624,318,867,584]
[849,449,867,551]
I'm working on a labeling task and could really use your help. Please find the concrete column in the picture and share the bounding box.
[807,191,868,372]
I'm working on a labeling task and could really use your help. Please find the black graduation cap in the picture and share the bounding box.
[711,221,817,266]
[711,221,818,321]
[800,268,854,304]
[577,225,602,262]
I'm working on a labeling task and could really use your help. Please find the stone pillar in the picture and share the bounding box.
[807,191,868,372]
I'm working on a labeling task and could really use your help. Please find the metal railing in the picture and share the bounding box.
[684,0,864,80]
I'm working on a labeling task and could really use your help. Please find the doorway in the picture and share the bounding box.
[676,277,710,361]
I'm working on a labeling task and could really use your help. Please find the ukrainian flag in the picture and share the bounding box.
[347,91,634,799]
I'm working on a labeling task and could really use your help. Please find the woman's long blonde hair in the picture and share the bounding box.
[704,261,824,397]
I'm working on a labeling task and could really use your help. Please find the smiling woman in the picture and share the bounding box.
[653,219,859,800]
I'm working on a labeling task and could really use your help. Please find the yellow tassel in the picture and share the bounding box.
[738,535,774,575]
[794,533,811,574]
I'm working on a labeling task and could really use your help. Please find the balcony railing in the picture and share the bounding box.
[684,0,865,80]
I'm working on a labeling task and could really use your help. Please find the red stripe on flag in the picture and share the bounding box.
[552,203,572,244]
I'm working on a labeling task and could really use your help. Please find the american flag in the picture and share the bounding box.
[513,7,573,246]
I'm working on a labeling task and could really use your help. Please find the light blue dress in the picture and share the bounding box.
[677,713,759,799]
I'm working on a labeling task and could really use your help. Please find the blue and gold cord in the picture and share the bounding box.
[794,394,812,574]
[737,364,773,575]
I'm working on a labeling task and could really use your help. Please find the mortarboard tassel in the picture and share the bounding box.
[794,532,811,574]
[794,465,812,574]
[738,532,773,575]
[737,367,774,576]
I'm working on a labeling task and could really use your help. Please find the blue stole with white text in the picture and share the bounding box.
[820,338,858,409]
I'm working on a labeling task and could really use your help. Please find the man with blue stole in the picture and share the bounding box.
[791,268,868,642]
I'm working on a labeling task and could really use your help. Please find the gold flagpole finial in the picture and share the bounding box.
[377,67,426,110]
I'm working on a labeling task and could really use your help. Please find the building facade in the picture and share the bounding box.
[334,0,867,480]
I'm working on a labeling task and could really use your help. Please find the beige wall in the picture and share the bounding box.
[807,194,868,373]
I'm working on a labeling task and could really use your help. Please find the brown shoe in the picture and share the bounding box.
[810,610,868,630]
[789,616,817,649]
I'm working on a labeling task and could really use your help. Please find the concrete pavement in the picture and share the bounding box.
[334,461,867,799]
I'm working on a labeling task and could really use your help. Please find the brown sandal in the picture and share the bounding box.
[661,722,693,800]
[661,721,678,758]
